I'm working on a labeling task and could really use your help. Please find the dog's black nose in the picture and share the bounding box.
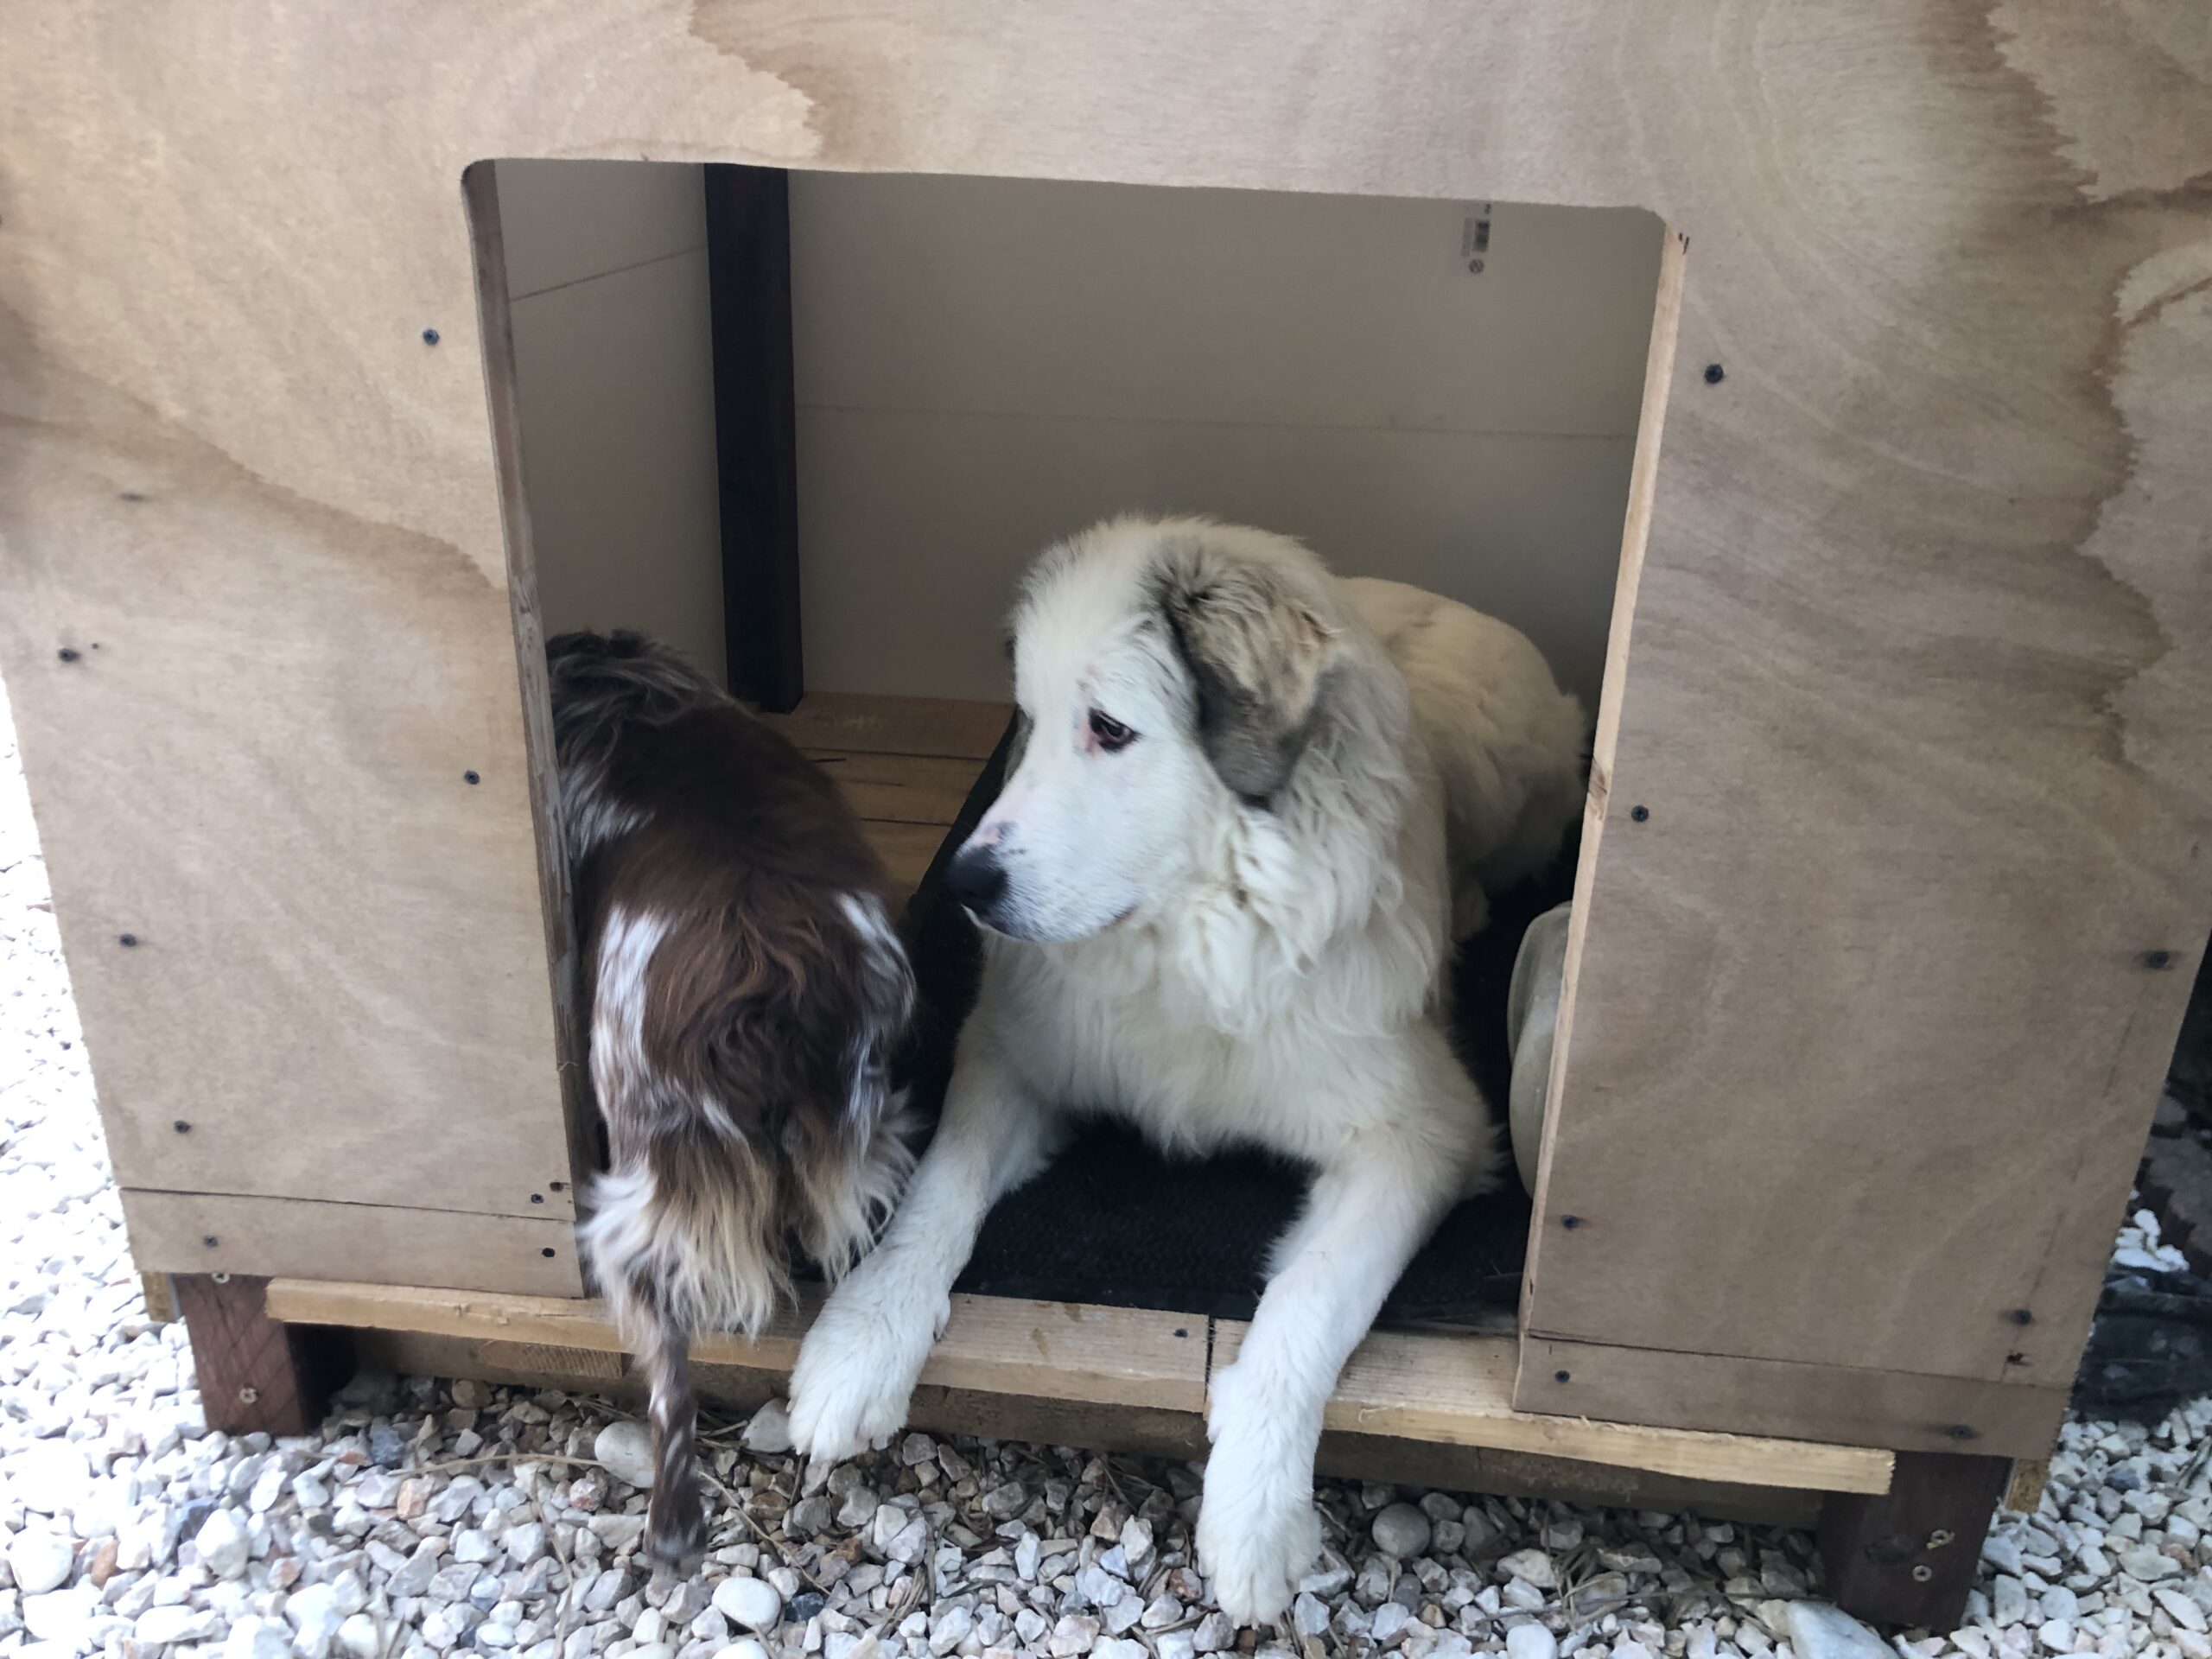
[946,847,1008,918]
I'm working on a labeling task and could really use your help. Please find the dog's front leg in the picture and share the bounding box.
[1198,1122,1465,1624]
[786,1036,1056,1462]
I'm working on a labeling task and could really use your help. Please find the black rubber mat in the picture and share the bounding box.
[894,721,1573,1328]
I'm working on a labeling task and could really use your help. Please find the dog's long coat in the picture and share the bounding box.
[784,520,1586,1620]
[550,632,914,1569]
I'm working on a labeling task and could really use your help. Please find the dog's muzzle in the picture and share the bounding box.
[945,845,1010,928]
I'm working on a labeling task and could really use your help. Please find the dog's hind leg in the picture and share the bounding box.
[639,1300,709,1574]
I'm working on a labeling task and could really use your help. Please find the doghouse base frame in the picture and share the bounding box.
[154,1274,2025,1628]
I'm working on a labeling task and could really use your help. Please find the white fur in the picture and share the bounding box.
[785,518,1586,1624]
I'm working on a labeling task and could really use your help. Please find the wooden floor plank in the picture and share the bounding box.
[761,693,1011,761]
[810,750,986,827]
[860,820,955,898]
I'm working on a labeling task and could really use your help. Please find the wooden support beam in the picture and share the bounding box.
[176,1274,347,1437]
[706,163,803,712]
[1817,1451,2011,1631]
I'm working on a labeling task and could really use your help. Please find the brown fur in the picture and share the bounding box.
[550,632,915,1571]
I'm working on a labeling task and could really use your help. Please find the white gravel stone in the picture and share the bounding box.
[8,1531,76,1596]
[1503,1626,1558,1659]
[1783,1603,1889,1659]
[593,1421,656,1490]
[1371,1503,1433,1559]
[22,1583,100,1644]
[194,1506,251,1578]
[712,1643,771,1659]
[1497,1550,1557,1590]
[740,1402,793,1454]
[712,1577,781,1632]
[137,1602,225,1645]
[228,1615,296,1659]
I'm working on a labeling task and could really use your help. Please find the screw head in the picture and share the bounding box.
[1554,1369,1571,1383]
[1703,363,1725,385]
[2145,949,2176,970]
[238,1385,259,1405]
[57,646,80,663]
[173,1120,191,1134]
[464,770,481,785]
[1910,1564,1933,1583]
[2009,1307,2034,1325]
[1560,1214,1582,1230]
[211,1270,232,1285]
[118,933,139,948]
[422,327,441,346]
[541,1247,556,1258]
[202,1235,219,1248]
[1928,1529,1955,1548]
[530,1192,543,1204]
[1630,804,1649,823]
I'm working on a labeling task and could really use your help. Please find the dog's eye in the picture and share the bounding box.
[1088,709,1137,753]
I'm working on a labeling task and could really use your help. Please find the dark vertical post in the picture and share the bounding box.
[1818,1450,2011,1630]
[704,164,804,711]
[175,1273,347,1436]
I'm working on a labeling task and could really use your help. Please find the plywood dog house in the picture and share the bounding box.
[4,3,2209,1632]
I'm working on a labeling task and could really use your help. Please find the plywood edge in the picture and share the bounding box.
[126,1193,582,1298]
[271,1281,1887,1493]
[1522,219,1688,1309]
[1213,1322,1890,1496]
[1515,1335,2069,1462]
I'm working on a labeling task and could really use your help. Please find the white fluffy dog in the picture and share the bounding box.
[785,517,1586,1621]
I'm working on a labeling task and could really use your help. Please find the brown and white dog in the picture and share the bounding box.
[548,631,916,1570]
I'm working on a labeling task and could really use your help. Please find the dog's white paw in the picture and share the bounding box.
[785,1274,931,1461]
[1197,1363,1323,1625]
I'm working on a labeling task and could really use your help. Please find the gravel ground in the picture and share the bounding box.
[5,671,2212,1659]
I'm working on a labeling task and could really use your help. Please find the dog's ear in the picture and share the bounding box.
[1154,543,1345,804]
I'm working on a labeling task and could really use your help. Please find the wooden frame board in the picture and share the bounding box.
[2,4,2207,1447]
[265,1279,1892,1497]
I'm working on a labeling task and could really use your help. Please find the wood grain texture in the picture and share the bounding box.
[1516,1338,2070,1461]
[2,3,2206,1446]
[1212,1323,1890,1494]
[128,1195,583,1297]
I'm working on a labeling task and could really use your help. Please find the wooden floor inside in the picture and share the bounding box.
[760,693,1008,899]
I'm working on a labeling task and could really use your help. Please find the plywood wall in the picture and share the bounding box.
[495,161,727,687]
[790,175,1663,709]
